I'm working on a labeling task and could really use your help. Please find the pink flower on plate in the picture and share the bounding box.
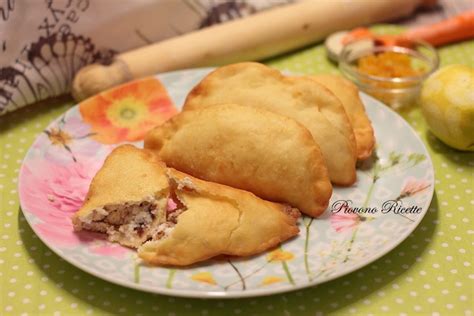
[330,213,360,233]
[399,177,430,199]
[20,158,100,246]
[41,112,105,163]
[19,154,128,258]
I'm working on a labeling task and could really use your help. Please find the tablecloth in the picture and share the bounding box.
[1,25,473,316]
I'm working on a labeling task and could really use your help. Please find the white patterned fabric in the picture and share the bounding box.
[0,0,291,115]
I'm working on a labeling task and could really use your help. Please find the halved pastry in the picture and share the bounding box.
[311,74,375,160]
[140,168,300,266]
[183,62,357,185]
[145,104,332,217]
[72,145,169,248]
[72,145,300,266]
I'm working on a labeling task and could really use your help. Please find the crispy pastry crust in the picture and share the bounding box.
[183,62,357,185]
[139,169,300,266]
[311,74,375,160]
[72,145,300,266]
[145,104,332,217]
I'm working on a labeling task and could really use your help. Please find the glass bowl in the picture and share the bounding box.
[339,39,439,109]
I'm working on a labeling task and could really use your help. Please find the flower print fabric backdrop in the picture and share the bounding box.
[0,0,292,115]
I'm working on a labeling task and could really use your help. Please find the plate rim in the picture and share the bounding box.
[18,68,435,299]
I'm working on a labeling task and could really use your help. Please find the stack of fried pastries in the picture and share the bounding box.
[74,62,375,266]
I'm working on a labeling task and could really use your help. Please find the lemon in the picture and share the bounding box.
[420,64,474,151]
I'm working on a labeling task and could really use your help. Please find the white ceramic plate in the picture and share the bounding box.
[19,68,434,298]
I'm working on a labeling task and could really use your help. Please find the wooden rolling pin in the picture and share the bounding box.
[72,0,434,101]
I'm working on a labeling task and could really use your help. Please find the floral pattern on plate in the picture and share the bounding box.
[18,68,434,298]
[79,77,177,144]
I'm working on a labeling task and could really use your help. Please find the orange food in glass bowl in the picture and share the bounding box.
[357,51,424,78]
[339,40,439,109]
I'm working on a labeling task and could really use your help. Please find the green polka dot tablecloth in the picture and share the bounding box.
[1,25,473,316]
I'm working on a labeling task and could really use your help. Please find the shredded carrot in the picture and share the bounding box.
[357,52,423,78]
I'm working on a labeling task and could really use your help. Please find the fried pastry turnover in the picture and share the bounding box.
[72,145,300,266]
[311,74,375,160]
[183,62,357,185]
[145,104,332,217]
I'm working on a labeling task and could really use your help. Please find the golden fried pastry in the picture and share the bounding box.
[184,62,357,185]
[145,104,332,217]
[72,145,300,266]
[311,74,375,160]
[72,145,169,248]
[139,168,300,266]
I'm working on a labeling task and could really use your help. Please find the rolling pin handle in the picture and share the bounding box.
[72,59,133,101]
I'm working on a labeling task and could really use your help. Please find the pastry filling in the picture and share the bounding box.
[151,189,187,241]
[74,181,190,248]
[75,198,160,248]
[282,205,301,220]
